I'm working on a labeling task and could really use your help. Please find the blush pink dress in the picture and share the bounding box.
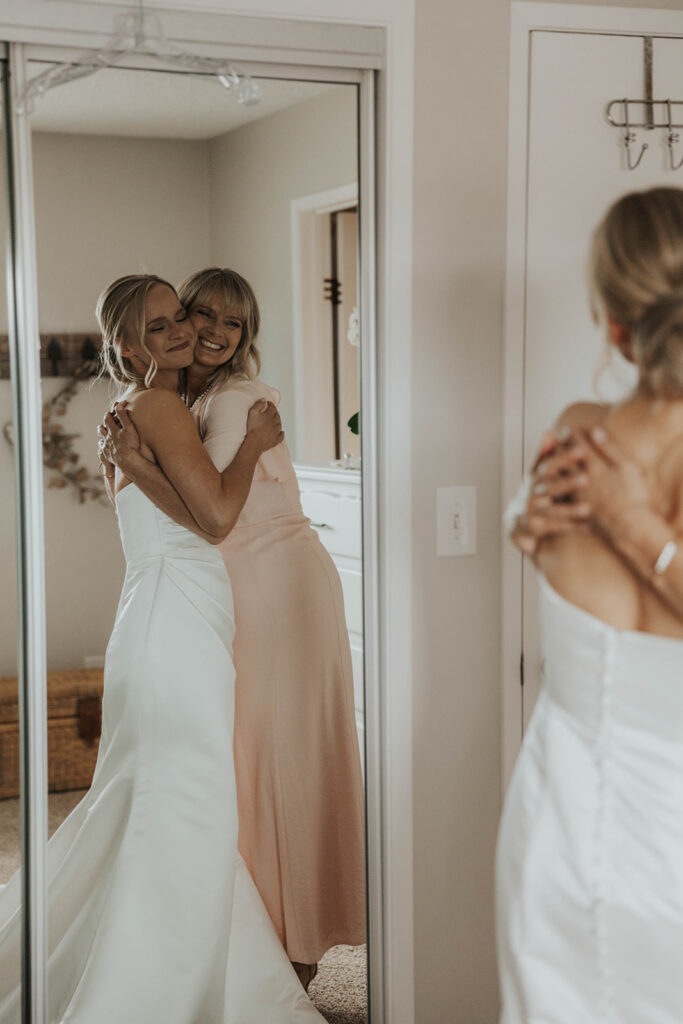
[193,375,366,965]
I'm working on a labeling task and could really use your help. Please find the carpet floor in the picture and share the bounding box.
[0,791,367,1024]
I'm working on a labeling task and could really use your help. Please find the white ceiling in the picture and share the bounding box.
[28,64,339,140]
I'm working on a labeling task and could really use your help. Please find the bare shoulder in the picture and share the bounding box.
[126,387,189,422]
[553,400,609,435]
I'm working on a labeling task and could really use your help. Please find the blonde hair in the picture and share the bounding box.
[177,267,261,391]
[96,274,176,394]
[589,187,683,399]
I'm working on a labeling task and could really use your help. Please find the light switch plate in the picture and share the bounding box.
[436,486,477,557]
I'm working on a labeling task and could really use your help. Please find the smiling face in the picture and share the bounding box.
[189,293,244,370]
[178,268,261,381]
[120,284,196,375]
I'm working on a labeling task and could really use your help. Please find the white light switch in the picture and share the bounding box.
[436,486,477,557]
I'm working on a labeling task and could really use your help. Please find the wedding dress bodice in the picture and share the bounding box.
[116,483,223,564]
[539,575,683,741]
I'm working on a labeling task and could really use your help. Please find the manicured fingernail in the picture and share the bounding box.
[558,424,571,441]
[592,427,606,442]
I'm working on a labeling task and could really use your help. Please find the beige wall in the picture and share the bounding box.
[207,86,357,455]
[32,132,211,331]
[412,0,509,1019]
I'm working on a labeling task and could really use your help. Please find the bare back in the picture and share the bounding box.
[537,398,683,639]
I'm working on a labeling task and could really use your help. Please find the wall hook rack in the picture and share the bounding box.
[606,97,683,170]
[605,37,683,171]
[607,98,683,131]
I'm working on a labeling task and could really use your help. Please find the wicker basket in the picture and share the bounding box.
[0,669,104,800]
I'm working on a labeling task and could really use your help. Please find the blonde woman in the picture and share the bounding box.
[0,274,326,1023]
[100,268,366,989]
[497,188,683,1024]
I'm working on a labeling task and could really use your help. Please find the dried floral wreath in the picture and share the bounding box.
[3,372,108,506]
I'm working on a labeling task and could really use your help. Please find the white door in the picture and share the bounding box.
[521,29,683,727]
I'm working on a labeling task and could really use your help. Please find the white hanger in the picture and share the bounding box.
[16,1,263,115]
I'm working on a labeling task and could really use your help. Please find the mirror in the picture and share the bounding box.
[11,57,367,1021]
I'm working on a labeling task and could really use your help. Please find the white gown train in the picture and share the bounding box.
[0,485,324,1023]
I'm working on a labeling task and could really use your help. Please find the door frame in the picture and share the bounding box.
[290,182,359,462]
[0,4,415,1023]
[502,1,683,788]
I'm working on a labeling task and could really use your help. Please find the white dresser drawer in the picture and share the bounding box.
[296,468,362,561]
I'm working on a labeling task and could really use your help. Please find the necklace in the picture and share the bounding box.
[180,376,216,411]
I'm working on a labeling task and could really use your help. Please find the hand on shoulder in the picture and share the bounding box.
[552,400,609,439]
[121,388,196,457]
[507,404,605,557]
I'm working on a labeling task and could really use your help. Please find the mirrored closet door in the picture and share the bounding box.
[0,18,379,1023]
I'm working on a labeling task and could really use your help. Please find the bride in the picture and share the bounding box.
[0,274,325,1023]
[497,187,683,1023]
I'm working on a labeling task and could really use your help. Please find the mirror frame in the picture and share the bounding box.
[0,6,416,1023]
[4,41,49,1020]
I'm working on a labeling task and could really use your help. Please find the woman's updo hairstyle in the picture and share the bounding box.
[177,267,261,387]
[96,274,175,393]
[589,187,683,399]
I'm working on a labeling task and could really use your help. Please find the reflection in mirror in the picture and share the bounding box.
[3,59,366,1022]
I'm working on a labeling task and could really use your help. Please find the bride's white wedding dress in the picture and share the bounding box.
[0,485,324,1023]
[497,575,683,1024]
